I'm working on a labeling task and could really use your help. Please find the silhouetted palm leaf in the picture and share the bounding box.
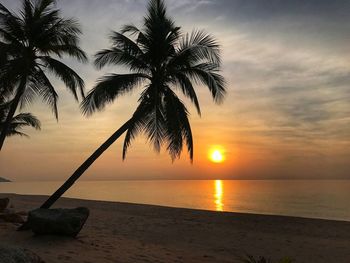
[0,94,41,138]
[82,73,150,116]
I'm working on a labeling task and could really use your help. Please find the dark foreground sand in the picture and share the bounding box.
[1,193,350,263]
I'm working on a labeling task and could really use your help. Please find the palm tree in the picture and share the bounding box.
[0,93,41,137]
[0,0,87,150]
[40,0,226,209]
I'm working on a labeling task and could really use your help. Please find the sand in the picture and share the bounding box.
[0,193,350,263]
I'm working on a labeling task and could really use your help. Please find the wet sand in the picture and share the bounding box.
[1,193,350,263]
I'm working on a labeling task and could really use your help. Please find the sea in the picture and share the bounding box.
[0,180,349,221]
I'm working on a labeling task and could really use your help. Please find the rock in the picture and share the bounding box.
[0,177,11,182]
[1,208,16,214]
[27,207,89,237]
[0,198,9,212]
[0,245,45,263]
[16,211,28,216]
[0,213,25,223]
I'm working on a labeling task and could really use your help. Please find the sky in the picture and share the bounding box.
[1,0,350,181]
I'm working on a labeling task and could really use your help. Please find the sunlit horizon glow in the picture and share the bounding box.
[1,0,350,181]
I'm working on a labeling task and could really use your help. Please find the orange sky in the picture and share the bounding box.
[1,0,350,181]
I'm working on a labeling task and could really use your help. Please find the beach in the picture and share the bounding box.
[1,193,350,263]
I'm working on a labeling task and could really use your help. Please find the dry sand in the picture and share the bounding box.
[0,193,350,263]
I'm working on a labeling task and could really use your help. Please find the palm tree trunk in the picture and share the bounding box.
[40,119,132,209]
[0,77,27,151]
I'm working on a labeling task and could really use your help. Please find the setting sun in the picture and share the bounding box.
[210,149,225,163]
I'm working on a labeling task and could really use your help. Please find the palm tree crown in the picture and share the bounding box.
[82,0,226,161]
[0,0,87,149]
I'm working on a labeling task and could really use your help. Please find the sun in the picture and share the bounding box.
[209,149,225,163]
[211,150,223,163]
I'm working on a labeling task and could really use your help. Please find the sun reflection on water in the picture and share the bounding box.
[214,180,224,211]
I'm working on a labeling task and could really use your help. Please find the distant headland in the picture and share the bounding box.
[0,177,11,182]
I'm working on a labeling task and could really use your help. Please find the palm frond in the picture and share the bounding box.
[144,104,166,152]
[143,0,179,65]
[21,0,33,24]
[120,23,150,51]
[43,44,87,62]
[30,68,59,119]
[11,112,41,130]
[81,73,149,116]
[147,0,167,19]
[110,31,145,57]
[34,0,57,17]
[19,80,36,109]
[40,56,85,100]
[120,24,141,36]
[0,58,23,94]
[137,85,167,153]
[122,99,151,159]
[170,72,201,115]
[4,130,28,137]
[168,30,221,74]
[178,29,221,65]
[183,63,226,103]
[0,3,12,16]
[0,97,11,115]
[163,88,193,161]
[0,5,24,43]
[166,26,181,47]
[94,47,148,72]
[0,96,41,138]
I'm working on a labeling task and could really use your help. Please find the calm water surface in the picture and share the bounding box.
[0,180,349,221]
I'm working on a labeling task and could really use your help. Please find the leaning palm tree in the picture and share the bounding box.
[40,0,226,209]
[0,94,41,137]
[0,0,87,150]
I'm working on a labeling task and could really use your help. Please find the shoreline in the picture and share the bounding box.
[1,193,350,262]
[2,180,349,223]
[2,192,350,223]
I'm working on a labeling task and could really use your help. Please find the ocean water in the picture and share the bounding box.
[0,180,349,221]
